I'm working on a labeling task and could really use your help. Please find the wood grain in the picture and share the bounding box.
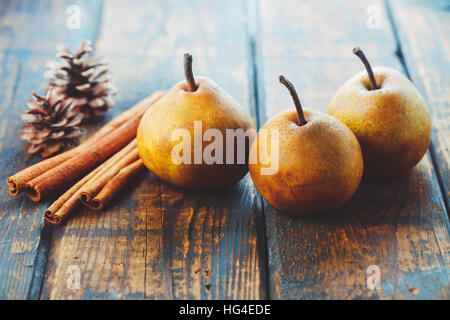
[257,0,449,299]
[387,0,450,211]
[40,0,267,299]
[0,0,102,299]
[1,0,448,301]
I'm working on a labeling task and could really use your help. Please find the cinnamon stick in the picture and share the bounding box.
[84,159,144,211]
[45,139,138,224]
[7,92,163,196]
[44,164,103,224]
[79,144,140,205]
[8,148,79,196]
[25,92,163,202]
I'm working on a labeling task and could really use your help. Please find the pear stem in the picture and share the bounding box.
[353,47,378,90]
[184,53,198,92]
[279,75,307,126]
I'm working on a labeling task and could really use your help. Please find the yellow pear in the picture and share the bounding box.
[327,48,431,178]
[249,76,363,215]
[137,54,255,190]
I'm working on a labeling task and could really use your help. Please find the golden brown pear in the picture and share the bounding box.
[249,76,363,215]
[137,54,255,190]
[327,48,431,178]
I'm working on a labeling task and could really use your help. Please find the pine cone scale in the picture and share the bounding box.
[21,40,115,158]
[20,88,84,158]
[44,40,115,120]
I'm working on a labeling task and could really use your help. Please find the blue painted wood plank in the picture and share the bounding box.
[256,0,449,299]
[39,0,267,299]
[387,0,450,213]
[0,0,103,299]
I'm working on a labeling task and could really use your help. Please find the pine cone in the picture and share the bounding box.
[20,88,84,158]
[44,40,116,120]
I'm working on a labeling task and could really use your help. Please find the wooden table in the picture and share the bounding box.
[0,0,448,300]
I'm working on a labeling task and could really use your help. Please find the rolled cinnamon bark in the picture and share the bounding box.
[44,164,103,224]
[25,92,163,202]
[84,159,144,210]
[45,139,138,224]
[7,91,163,196]
[27,117,136,201]
[79,145,140,204]
[8,148,79,196]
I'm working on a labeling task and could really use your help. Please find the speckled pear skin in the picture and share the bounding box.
[249,109,363,215]
[327,67,431,178]
[137,76,255,190]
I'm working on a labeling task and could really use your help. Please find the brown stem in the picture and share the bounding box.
[279,75,307,126]
[184,53,198,91]
[353,47,378,90]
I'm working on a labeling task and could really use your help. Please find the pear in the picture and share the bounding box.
[249,76,363,215]
[137,54,255,190]
[327,48,431,178]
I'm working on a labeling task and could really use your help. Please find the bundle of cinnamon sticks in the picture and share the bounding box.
[7,91,164,224]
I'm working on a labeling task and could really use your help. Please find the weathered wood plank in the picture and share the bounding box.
[0,0,102,299]
[257,0,450,299]
[387,0,450,210]
[41,0,267,299]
